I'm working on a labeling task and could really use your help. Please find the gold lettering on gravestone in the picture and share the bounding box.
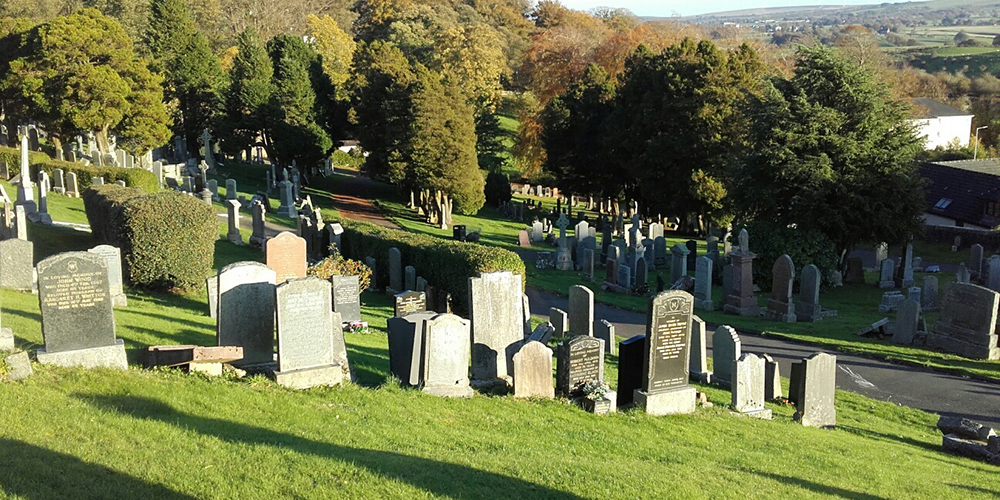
[40,271,106,311]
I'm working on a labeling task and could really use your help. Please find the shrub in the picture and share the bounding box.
[331,149,365,169]
[739,220,839,291]
[339,220,525,314]
[484,171,512,207]
[308,249,373,291]
[83,185,216,291]
[0,146,50,178]
[34,159,159,192]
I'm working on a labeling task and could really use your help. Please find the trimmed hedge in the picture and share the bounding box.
[340,220,526,314]
[83,185,216,291]
[0,147,158,193]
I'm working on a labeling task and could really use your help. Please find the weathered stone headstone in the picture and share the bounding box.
[88,245,127,307]
[582,248,595,281]
[762,353,781,401]
[765,254,796,323]
[518,229,530,247]
[205,276,218,319]
[394,290,427,317]
[922,275,938,311]
[595,319,615,354]
[616,334,645,408]
[265,232,307,284]
[35,252,126,369]
[65,172,79,198]
[0,239,34,291]
[633,290,697,415]
[249,200,267,248]
[216,261,276,367]
[733,353,772,419]
[527,322,555,344]
[617,264,631,290]
[468,271,524,386]
[225,179,238,200]
[724,229,760,316]
[970,244,984,276]
[694,256,714,311]
[386,312,434,386]
[556,335,604,396]
[685,239,697,271]
[568,285,594,336]
[988,255,1000,293]
[670,244,689,283]
[635,257,648,289]
[957,265,971,284]
[274,277,343,389]
[226,199,243,245]
[331,275,361,323]
[878,258,895,288]
[531,221,543,241]
[404,265,416,291]
[653,236,667,269]
[797,264,824,322]
[522,294,531,337]
[895,242,914,288]
[549,307,568,337]
[605,258,618,284]
[792,353,837,427]
[688,315,711,383]
[892,298,920,345]
[388,247,403,292]
[421,313,473,397]
[926,283,999,359]
[712,325,741,386]
[513,340,554,398]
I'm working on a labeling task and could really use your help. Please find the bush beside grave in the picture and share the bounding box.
[739,220,839,291]
[308,250,373,291]
[0,146,51,178]
[83,185,216,291]
[340,220,526,314]
[34,159,159,193]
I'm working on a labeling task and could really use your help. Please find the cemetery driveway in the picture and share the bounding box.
[526,288,1000,427]
[327,169,399,229]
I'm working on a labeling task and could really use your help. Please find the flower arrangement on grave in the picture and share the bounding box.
[345,321,371,335]
[581,379,612,401]
[308,248,372,291]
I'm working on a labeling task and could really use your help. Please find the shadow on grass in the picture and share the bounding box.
[0,438,197,500]
[947,483,1000,498]
[346,343,391,387]
[77,394,584,500]
[752,471,891,500]
[836,425,940,453]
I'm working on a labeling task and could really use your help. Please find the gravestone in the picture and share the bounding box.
[388,247,403,292]
[35,252,126,369]
[550,307,568,337]
[796,264,823,322]
[531,221,543,241]
[0,239,34,291]
[582,248,595,281]
[957,265,971,284]
[331,275,361,323]
[633,290,697,415]
[670,244,689,283]
[724,229,760,316]
[522,294,532,337]
[879,258,895,288]
[216,261,276,367]
[605,258,618,284]
[970,244,984,276]
[225,179,238,200]
[468,271,524,386]
[926,283,1000,360]
[792,353,837,427]
[635,258,648,289]
[394,291,427,317]
[874,242,888,270]
[895,242,914,288]
[765,254,796,323]
[88,245,127,307]
[762,353,781,401]
[513,340,554,398]
[365,256,378,291]
[66,172,80,198]
[685,240,697,270]
[274,277,343,389]
[689,315,711,383]
[617,264,631,290]
[556,335,604,396]
[518,230,530,247]
[616,335,646,408]
[386,312,435,386]
[595,319,615,355]
[568,285,594,336]
[732,353,772,419]
[844,257,864,284]
[421,314,474,397]
[892,298,920,345]
[654,237,667,269]
[277,179,295,217]
[989,255,1000,293]
[250,201,267,248]
[266,232,307,283]
[527,322,555,344]
[404,265,416,291]
[226,200,243,245]
[205,276,218,319]
[712,325,741,386]
[207,179,219,201]
[922,275,938,311]
[694,256,714,311]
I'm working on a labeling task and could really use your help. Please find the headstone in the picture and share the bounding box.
[265,232,307,283]
[653,236,667,269]
[879,258,895,288]
[895,242,914,288]
[513,341,554,398]
[386,312,434,386]
[874,242,888,270]
[792,353,837,427]
[957,265,971,284]
[922,275,938,311]
[670,244,689,283]
[844,257,864,284]
[0,239,34,291]
[531,221,543,242]
[568,285,594,336]
[226,199,243,245]
[892,298,920,345]
[468,271,524,386]
[549,307,568,337]
[556,335,604,396]
[394,290,427,317]
[273,277,343,389]
[521,294,531,337]
[685,239,697,270]
[617,264,631,290]
[404,265,416,291]
[518,230,530,247]
[688,315,711,383]
[582,248,595,281]
[988,255,1000,293]
[88,245,127,307]
[762,353,781,401]
[723,229,760,316]
[205,276,218,319]
[632,290,697,415]
[331,275,362,323]
[970,244,984,276]
[216,261,276,367]
[421,314,474,397]
[605,258,618,284]
[694,256,714,311]
[732,353,771,418]
[250,200,267,248]
[926,283,1000,360]
[712,325,741,386]
[278,180,295,217]
[595,319,615,355]
[65,172,79,198]
[796,264,823,322]
[635,257,648,289]
[765,254,796,323]
[35,252,126,370]
[388,247,403,292]
[616,334,645,408]
[952,236,962,252]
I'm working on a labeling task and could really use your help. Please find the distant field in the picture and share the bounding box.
[907,47,1000,77]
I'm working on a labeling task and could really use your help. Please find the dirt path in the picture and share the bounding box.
[327,169,399,229]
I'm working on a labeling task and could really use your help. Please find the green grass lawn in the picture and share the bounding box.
[907,46,1000,77]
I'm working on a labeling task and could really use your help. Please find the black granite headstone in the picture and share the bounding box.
[331,275,361,323]
[394,291,427,317]
[556,335,603,396]
[616,334,646,408]
[642,291,694,394]
[37,252,115,353]
[386,312,434,385]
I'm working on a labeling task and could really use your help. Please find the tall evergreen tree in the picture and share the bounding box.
[221,28,273,158]
[266,34,332,169]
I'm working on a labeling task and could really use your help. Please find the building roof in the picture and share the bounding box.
[910,98,973,119]
[921,160,1000,228]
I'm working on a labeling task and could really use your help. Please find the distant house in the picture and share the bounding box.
[909,98,974,150]
[921,159,1000,230]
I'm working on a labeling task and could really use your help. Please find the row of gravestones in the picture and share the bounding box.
[761,255,835,323]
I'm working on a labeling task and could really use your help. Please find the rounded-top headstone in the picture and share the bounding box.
[37,251,115,353]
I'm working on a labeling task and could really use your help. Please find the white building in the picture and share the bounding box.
[909,97,974,150]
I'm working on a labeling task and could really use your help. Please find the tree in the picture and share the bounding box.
[220,28,273,158]
[3,9,170,155]
[993,35,1000,47]
[306,14,356,88]
[267,34,332,169]
[954,30,972,45]
[732,45,925,264]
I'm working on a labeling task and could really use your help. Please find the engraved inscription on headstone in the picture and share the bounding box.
[394,291,427,317]
[643,291,694,394]
[37,252,116,352]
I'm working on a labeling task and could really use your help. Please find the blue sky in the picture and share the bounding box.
[560,0,910,17]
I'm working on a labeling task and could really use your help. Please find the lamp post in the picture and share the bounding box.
[975,125,988,159]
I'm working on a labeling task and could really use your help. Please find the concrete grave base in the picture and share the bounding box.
[633,386,697,416]
[423,383,474,398]
[36,339,127,370]
[112,293,128,308]
[4,351,32,380]
[734,408,773,420]
[0,327,13,351]
[273,363,344,389]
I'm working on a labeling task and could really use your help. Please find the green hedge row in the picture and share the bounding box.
[340,220,526,315]
[0,147,158,192]
[83,185,216,291]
